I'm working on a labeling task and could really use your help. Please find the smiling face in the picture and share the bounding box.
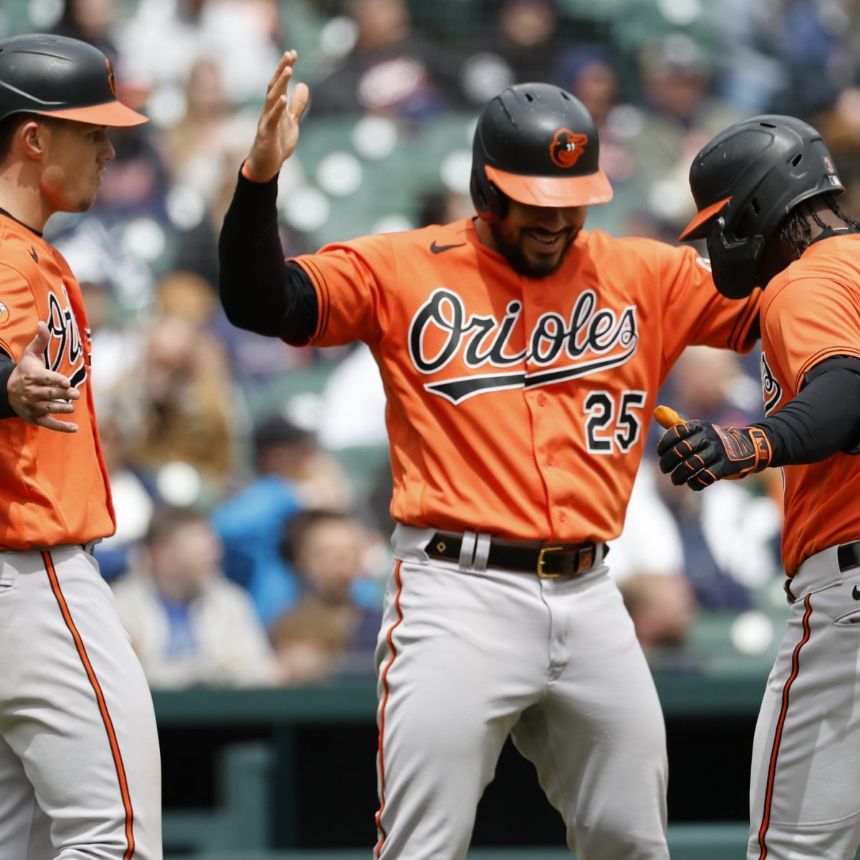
[488,199,587,278]
[37,118,115,213]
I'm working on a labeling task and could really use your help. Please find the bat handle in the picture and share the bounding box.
[654,404,684,429]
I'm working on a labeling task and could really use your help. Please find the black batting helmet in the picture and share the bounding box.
[679,114,844,298]
[0,33,146,127]
[470,82,612,221]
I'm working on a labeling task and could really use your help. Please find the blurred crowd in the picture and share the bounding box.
[3,0,859,687]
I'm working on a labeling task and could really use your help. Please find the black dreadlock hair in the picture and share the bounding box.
[779,193,860,258]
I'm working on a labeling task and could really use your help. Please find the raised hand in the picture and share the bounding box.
[6,322,79,433]
[243,50,311,183]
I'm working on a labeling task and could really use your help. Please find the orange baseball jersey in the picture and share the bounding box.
[0,212,114,549]
[294,220,760,543]
[758,233,860,575]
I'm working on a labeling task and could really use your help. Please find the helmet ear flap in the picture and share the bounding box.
[470,167,508,222]
[705,215,765,299]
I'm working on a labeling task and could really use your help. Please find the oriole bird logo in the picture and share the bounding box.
[550,129,589,169]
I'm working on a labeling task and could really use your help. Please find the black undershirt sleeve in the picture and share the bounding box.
[0,351,14,419]
[752,356,860,465]
[218,169,318,343]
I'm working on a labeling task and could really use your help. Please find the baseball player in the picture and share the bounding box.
[656,116,860,859]
[219,52,762,859]
[0,35,162,858]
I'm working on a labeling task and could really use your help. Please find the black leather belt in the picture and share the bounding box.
[837,541,860,572]
[427,531,603,578]
[787,540,860,603]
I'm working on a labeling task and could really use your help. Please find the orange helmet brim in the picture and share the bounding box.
[678,196,733,241]
[39,99,147,127]
[485,164,613,208]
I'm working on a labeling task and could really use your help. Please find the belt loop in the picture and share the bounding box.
[473,533,491,572]
[458,531,477,570]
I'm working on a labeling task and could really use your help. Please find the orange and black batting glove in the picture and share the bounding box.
[654,405,773,491]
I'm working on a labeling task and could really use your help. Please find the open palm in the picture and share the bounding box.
[244,50,310,183]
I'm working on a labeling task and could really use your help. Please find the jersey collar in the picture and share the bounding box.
[0,206,43,237]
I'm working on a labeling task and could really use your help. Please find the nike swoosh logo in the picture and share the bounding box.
[852,585,860,600]
[430,241,466,254]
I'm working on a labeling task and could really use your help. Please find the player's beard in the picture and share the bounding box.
[490,223,578,279]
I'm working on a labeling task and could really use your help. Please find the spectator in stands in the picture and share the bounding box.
[756,0,860,117]
[709,0,786,114]
[270,509,383,684]
[112,505,279,688]
[93,398,161,582]
[608,462,698,652]
[554,43,620,130]
[627,32,742,234]
[459,0,563,106]
[621,570,698,651]
[50,0,121,65]
[156,269,219,327]
[112,308,239,496]
[157,56,256,213]
[309,0,461,121]
[635,32,731,134]
[212,413,355,628]
[118,0,283,110]
[810,86,860,225]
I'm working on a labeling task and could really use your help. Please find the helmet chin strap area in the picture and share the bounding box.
[707,218,765,299]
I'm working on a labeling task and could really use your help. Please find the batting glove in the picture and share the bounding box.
[657,419,773,490]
